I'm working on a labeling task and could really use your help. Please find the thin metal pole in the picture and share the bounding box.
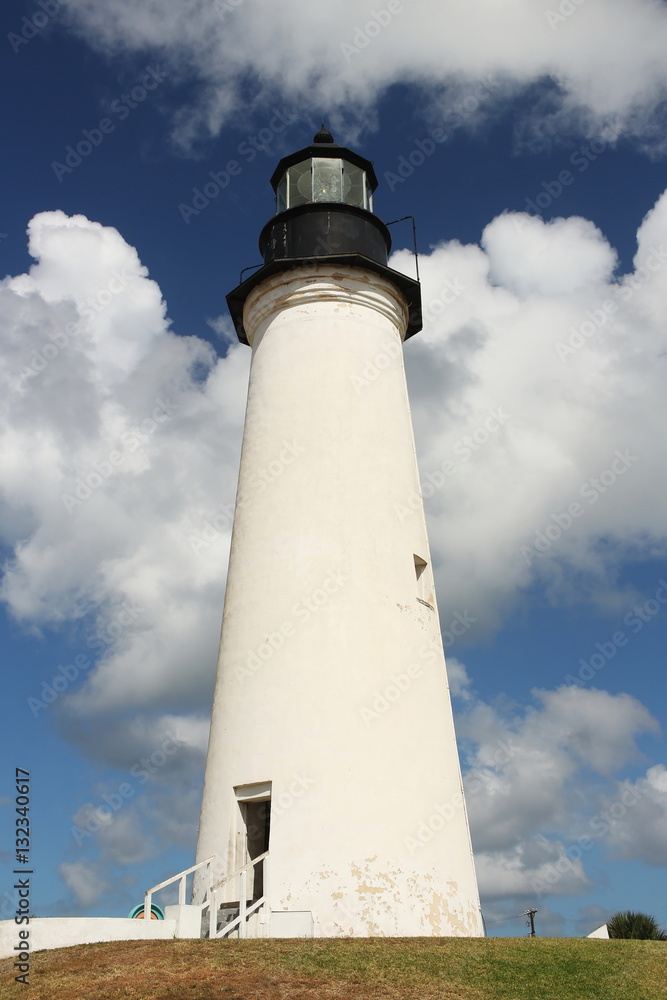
[385,215,420,282]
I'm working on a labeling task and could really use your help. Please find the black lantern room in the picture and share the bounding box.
[227,128,422,344]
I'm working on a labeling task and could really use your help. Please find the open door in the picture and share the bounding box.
[234,782,271,900]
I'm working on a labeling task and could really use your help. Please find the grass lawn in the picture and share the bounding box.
[1,936,665,999]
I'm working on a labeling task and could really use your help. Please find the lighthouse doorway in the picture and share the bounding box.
[235,782,271,900]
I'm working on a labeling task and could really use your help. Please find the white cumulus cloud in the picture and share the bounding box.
[2,197,667,724]
[603,765,667,865]
[452,679,661,900]
[58,0,667,151]
[59,859,110,909]
[401,194,667,631]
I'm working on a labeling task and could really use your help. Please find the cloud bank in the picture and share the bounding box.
[4,200,667,710]
[58,0,667,151]
[454,671,663,897]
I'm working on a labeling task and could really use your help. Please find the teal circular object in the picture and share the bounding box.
[128,902,164,920]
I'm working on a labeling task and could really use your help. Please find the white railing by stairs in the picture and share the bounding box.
[144,855,214,920]
[143,851,269,939]
[209,850,269,939]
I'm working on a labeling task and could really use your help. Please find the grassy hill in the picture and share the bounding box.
[1,937,665,999]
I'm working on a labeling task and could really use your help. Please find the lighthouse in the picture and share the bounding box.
[193,128,484,938]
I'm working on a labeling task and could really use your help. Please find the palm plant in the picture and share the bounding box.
[607,911,667,940]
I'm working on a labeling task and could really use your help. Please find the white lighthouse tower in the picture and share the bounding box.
[193,128,483,938]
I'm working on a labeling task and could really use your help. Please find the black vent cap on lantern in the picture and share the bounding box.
[313,125,335,144]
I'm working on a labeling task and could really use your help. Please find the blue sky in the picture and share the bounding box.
[1,0,666,938]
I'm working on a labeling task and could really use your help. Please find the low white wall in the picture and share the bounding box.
[0,917,177,959]
[164,905,202,938]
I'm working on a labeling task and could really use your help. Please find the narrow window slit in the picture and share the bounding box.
[414,554,435,610]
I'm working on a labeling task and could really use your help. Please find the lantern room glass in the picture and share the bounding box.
[276,174,287,213]
[276,158,372,212]
[312,158,342,202]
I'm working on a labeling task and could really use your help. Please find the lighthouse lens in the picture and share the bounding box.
[296,167,313,200]
[312,158,343,203]
[280,156,370,210]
